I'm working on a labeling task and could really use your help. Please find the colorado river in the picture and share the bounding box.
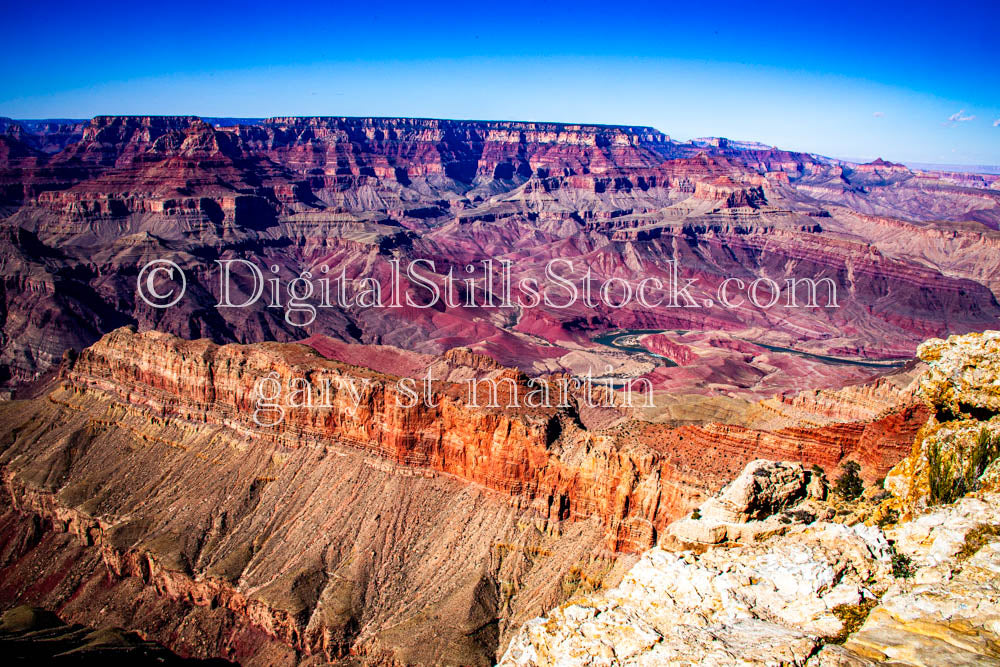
[591,329,679,367]
[593,329,908,369]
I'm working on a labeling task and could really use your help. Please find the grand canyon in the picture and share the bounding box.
[1,115,999,665]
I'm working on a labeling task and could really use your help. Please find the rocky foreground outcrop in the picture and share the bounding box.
[884,330,1000,512]
[500,330,1000,666]
[666,459,827,545]
[499,461,888,666]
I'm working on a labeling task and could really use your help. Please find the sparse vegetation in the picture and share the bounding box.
[560,564,607,599]
[956,524,1000,561]
[779,509,815,525]
[928,428,1000,505]
[834,461,864,500]
[753,529,784,543]
[690,509,701,520]
[494,542,553,559]
[870,490,892,503]
[500,581,517,610]
[876,507,899,528]
[829,598,879,644]
[890,550,915,579]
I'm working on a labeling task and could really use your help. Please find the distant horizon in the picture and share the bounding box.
[5,113,1000,174]
[3,0,998,165]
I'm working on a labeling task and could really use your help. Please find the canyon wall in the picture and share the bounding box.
[2,116,999,390]
[0,327,925,664]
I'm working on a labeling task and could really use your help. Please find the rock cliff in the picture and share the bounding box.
[0,326,924,664]
[56,327,675,553]
[2,115,1000,395]
[885,330,1000,512]
[501,329,1000,666]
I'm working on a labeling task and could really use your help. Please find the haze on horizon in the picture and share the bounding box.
[2,0,998,166]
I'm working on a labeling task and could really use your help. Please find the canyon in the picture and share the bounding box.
[0,115,998,664]
[0,326,927,664]
[1,116,999,392]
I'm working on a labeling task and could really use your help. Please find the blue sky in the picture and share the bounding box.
[2,0,998,164]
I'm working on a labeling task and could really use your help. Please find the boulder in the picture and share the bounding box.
[667,518,728,544]
[668,459,819,544]
[700,459,810,523]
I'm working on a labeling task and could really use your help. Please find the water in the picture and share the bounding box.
[591,329,679,367]
[745,340,908,368]
[592,329,908,369]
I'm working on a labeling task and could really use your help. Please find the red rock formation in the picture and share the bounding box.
[45,326,929,540]
[0,326,928,664]
[59,328,670,552]
[638,334,699,365]
[637,404,925,491]
[2,115,1000,392]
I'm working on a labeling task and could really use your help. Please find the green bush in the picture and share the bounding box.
[891,551,915,579]
[928,428,999,505]
[834,461,864,500]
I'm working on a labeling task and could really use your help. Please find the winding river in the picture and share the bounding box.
[592,329,908,369]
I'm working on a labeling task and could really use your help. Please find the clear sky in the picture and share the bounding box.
[2,0,998,165]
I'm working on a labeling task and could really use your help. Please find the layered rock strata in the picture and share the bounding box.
[0,326,925,664]
[3,115,1000,394]
[502,329,1000,666]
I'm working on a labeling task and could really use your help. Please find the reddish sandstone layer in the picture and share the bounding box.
[62,327,668,552]
[59,327,927,540]
[637,405,926,491]
[0,327,927,664]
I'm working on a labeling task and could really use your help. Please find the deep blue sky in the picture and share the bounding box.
[2,0,999,164]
